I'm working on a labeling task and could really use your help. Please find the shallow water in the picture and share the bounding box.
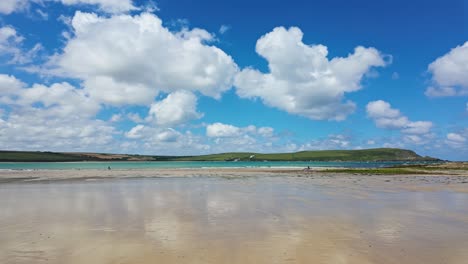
[0,177,467,264]
[0,160,435,170]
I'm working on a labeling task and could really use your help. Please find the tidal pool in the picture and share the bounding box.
[0,176,467,264]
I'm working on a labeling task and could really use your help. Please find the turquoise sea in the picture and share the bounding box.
[0,160,437,170]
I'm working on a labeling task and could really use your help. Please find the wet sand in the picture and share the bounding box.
[0,169,467,263]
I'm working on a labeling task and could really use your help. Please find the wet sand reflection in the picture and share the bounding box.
[0,176,467,263]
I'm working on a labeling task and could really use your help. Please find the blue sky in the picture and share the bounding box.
[0,0,467,160]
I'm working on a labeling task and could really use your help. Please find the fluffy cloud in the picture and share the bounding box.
[155,128,180,143]
[366,100,433,135]
[298,134,351,150]
[117,122,281,155]
[123,125,210,155]
[403,134,427,145]
[0,26,42,64]
[60,0,136,13]
[0,26,24,62]
[125,124,145,139]
[206,123,241,138]
[83,76,156,105]
[401,121,433,135]
[425,42,468,97]
[109,114,122,122]
[49,11,238,106]
[147,91,203,126]
[445,132,467,149]
[0,26,23,46]
[0,110,115,151]
[0,76,100,119]
[0,0,29,14]
[258,127,274,137]
[0,0,136,14]
[206,123,274,138]
[0,74,115,151]
[0,74,26,95]
[127,112,144,123]
[235,26,387,120]
[125,125,182,143]
[447,133,466,143]
[203,122,281,153]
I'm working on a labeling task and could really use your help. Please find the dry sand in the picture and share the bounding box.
[0,169,467,264]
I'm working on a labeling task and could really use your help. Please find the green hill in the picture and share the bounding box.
[0,151,87,162]
[0,148,439,162]
[0,151,172,162]
[173,148,438,162]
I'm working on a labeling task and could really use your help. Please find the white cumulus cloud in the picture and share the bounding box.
[125,124,145,139]
[109,114,122,122]
[425,42,468,97]
[203,122,279,153]
[298,134,352,150]
[206,123,241,138]
[147,90,203,126]
[0,74,26,95]
[0,0,29,14]
[445,132,467,149]
[447,133,466,143]
[0,0,136,14]
[235,26,387,120]
[366,100,433,135]
[0,25,42,64]
[1,78,99,118]
[84,76,156,106]
[0,74,116,151]
[60,0,136,13]
[206,122,275,138]
[258,126,274,137]
[123,125,210,155]
[48,11,238,106]
[125,125,182,142]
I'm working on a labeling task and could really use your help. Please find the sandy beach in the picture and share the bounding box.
[1,167,468,193]
[1,169,467,264]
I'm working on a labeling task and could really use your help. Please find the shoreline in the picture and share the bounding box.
[1,168,467,193]
[0,167,313,181]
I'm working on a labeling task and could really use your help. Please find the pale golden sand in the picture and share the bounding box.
[0,169,467,264]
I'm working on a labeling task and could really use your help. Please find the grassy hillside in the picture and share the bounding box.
[174,148,438,162]
[0,151,171,162]
[0,148,439,162]
[0,151,87,162]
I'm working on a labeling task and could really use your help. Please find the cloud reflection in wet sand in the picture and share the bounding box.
[0,177,467,264]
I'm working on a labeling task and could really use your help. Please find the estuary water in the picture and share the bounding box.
[0,160,434,170]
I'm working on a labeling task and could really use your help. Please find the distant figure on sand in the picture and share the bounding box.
[108,166,111,170]
[303,166,310,171]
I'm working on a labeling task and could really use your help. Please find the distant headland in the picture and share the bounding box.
[0,148,440,162]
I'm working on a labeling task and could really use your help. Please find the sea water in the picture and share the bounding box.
[0,160,436,170]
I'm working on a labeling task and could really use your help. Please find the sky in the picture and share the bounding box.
[0,0,467,160]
